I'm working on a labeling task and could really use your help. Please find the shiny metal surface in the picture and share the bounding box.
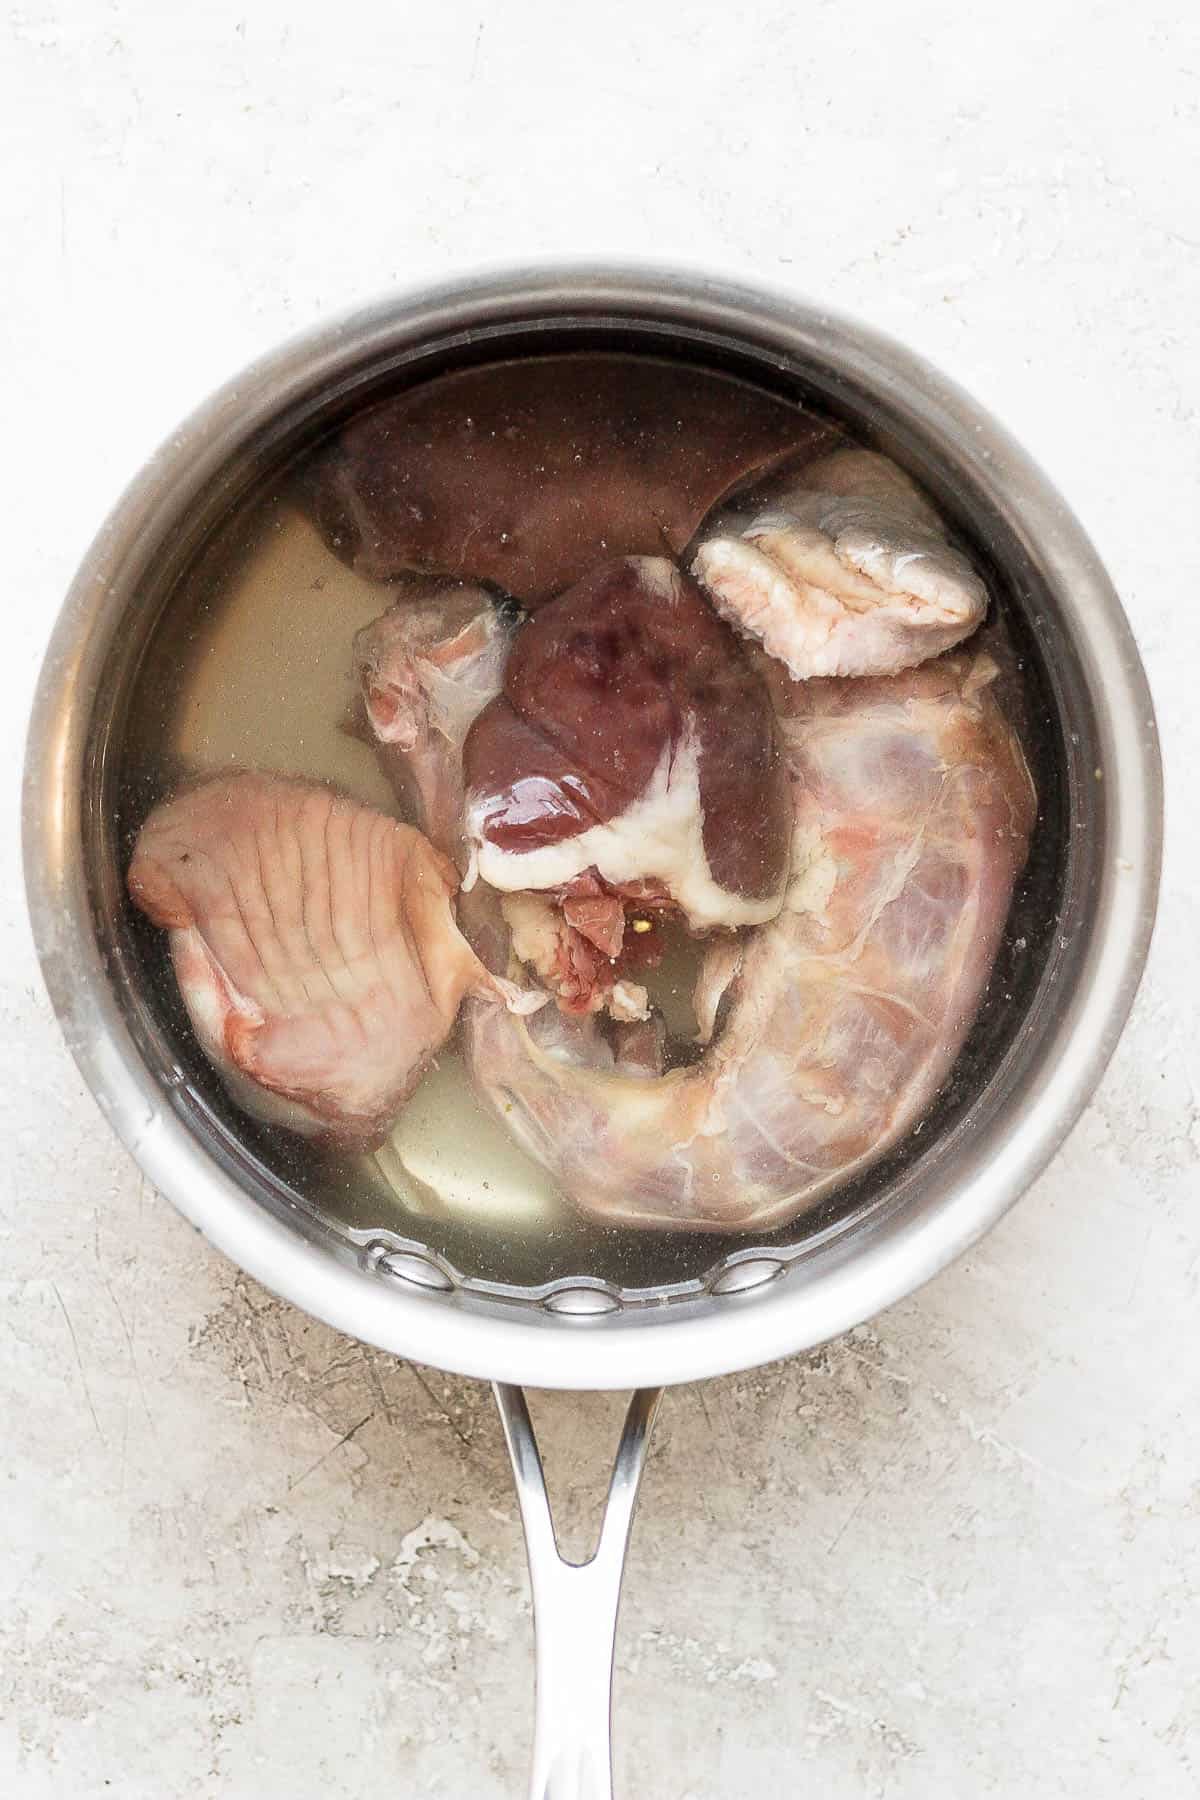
[494,1385,662,1800]
[22,264,1162,1391]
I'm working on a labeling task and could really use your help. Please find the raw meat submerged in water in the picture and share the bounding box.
[691,449,988,679]
[127,773,541,1147]
[464,655,1035,1229]
[301,358,832,605]
[496,889,657,1022]
[350,582,654,1014]
[461,556,791,1010]
[344,450,1033,1230]
[135,388,1034,1234]
[355,559,792,1019]
[354,577,519,868]
[352,583,660,1018]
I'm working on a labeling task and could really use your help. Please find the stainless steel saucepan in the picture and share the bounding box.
[23,267,1162,1798]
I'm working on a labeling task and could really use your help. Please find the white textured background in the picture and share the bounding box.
[3,3,1197,1795]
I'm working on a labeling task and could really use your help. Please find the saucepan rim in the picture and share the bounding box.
[22,261,1162,1389]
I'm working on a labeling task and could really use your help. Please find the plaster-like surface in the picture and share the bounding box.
[2,3,1197,1794]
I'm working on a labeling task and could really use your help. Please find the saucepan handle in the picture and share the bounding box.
[493,1384,664,1800]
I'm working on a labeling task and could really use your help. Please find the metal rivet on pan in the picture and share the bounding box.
[542,1284,621,1316]
[375,1249,455,1293]
[708,1256,787,1296]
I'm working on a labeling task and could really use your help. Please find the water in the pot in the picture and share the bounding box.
[116,352,1058,1298]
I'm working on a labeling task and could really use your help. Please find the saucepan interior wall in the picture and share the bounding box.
[81,310,1077,1308]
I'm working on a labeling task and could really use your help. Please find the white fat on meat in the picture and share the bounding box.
[127,772,542,1147]
[467,732,783,931]
[691,448,987,680]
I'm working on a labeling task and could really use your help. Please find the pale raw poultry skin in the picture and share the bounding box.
[464,655,1035,1230]
[691,448,989,680]
[127,772,540,1148]
[353,577,517,871]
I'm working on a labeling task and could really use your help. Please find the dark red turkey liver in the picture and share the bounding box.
[299,355,833,606]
